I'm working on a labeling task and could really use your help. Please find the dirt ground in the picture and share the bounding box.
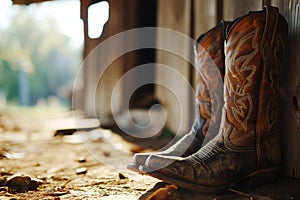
[1,107,300,200]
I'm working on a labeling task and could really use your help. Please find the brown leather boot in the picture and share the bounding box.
[127,23,228,172]
[141,6,288,192]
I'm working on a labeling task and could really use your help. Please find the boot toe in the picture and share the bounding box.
[145,155,197,182]
[145,154,177,170]
[133,153,150,165]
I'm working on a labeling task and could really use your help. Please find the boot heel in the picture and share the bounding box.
[244,167,281,186]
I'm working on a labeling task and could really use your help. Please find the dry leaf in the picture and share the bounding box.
[146,184,181,200]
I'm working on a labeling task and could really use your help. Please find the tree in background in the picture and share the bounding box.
[0,9,82,106]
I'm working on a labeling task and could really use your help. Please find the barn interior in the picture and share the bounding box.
[0,0,300,199]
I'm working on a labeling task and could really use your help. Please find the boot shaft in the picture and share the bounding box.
[194,23,228,140]
[223,6,288,149]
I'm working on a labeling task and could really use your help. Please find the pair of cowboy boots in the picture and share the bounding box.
[127,22,227,173]
[128,6,288,192]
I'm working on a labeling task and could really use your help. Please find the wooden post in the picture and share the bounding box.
[80,0,140,118]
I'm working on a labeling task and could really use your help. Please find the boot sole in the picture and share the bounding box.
[127,164,147,174]
[140,165,281,193]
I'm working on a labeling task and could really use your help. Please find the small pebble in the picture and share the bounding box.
[118,173,126,179]
[75,167,87,175]
[77,156,86,163]
[103,151,111,157]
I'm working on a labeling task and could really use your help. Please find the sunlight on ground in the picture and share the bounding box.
[0,104,70,119]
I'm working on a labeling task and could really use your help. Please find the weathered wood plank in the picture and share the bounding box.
[223,0,261,21]
[278,0,300,178]
[193,0,217,38]
[155,0,193,134]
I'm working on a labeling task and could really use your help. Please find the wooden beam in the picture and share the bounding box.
[11,0,52,5]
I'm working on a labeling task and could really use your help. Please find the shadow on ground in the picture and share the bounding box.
[139,176,300,200]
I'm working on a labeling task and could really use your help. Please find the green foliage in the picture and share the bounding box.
[0,60,19,102]
[0,8,82,105]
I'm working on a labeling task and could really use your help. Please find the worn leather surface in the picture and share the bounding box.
[143,6,288,190]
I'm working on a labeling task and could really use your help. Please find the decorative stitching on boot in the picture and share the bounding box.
[225,28,259,132]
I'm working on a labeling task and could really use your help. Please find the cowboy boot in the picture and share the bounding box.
[127,23,228,172]
[141,6,288,192]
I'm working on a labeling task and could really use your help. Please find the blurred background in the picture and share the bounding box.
[0,0,83,112]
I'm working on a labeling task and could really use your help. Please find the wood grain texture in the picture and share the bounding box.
[155,0,193,134]
[278,0,300,178]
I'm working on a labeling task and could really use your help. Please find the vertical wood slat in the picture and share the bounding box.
[155,0,193,134]
[278,0,300,179]
[193,0,218,38]
[216,0,224,24]
[222,0,261,21]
